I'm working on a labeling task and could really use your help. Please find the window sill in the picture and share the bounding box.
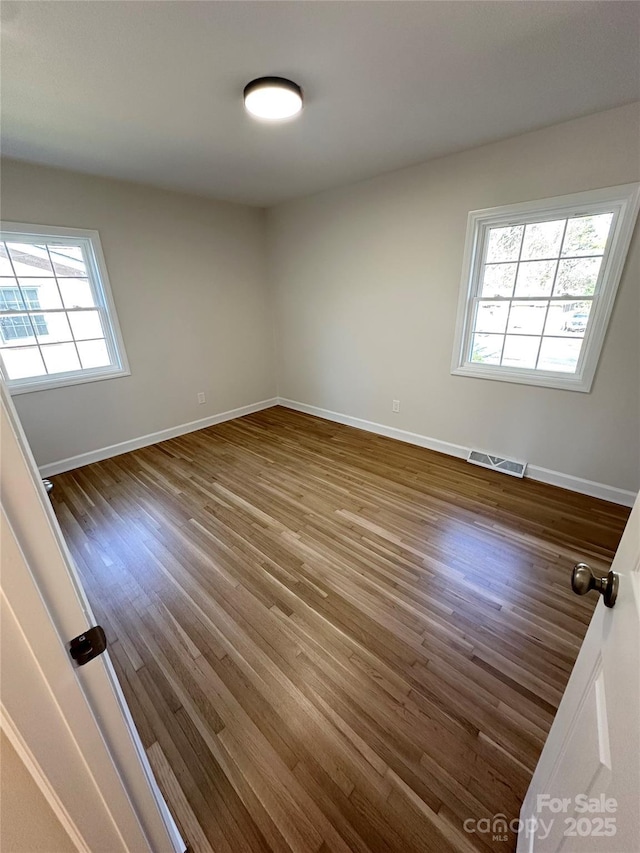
[7,367,131,395]
[451,363,592,392]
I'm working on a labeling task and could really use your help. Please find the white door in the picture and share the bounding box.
[517,492,640,852]
[0,379,184,852]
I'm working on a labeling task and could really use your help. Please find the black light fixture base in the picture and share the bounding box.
[243,76,303,101]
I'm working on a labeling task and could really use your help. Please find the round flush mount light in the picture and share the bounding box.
[243,77,303,121]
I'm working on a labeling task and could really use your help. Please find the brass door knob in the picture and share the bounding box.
[571,563,618,608]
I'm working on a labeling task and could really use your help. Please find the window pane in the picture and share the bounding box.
[501,335,540,369]
[40,342,81,374]
[475,302,509,333]
[0,244,15,275]
[0,279,25,309]
[48,245,87,277]
[77,339,111,369]
[480,263,517,298]
[0,346,46,379]
[471,334,503,364]
[6,243,54,276]
[0,308,50,344]
[514,260,556,297]
[507,301,548,336]
[22,287,41,309]
[58,278,95,309]
[486,225,523,263]
[561,213,613,257]
[17,278,63,310]
[68,310,104,340]
[544,301,591,337]
[520,219,565,260]
[537,337,583,373]
[0,315,37,346]
[34,312,72,343]
[553,257,601,297]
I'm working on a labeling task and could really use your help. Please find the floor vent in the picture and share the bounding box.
[467,450,527,478]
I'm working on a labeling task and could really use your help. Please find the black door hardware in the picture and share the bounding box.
[68,625,107,666]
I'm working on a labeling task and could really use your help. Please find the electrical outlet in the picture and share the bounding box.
[392,399,400,413]
[197,392,206,404]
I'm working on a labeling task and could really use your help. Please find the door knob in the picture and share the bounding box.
[571,563,618,608]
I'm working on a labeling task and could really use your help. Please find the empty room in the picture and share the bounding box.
[1,2,639,852]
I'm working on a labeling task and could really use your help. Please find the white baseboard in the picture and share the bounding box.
[278,397,470,459]
[39,393,636,507]
[277,397,636,507]
[39,398,278,478]
[523,464,636,507]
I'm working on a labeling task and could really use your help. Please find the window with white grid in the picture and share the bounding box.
[0,224,129,393]
[451,184,640,392]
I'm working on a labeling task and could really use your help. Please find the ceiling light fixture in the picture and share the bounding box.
[243,77,303,121]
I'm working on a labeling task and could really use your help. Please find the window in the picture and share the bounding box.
[451,184,640,392]
[0,223,129,393]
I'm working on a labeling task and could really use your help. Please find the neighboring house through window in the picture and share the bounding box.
[0,287,48,340]
[0,224,129,393]
[451,184,640,392]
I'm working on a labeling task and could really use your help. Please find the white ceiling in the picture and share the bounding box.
[1,1,638,207]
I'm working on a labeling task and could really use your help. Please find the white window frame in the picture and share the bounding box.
[0,222,130,394]
[451,183,640,393]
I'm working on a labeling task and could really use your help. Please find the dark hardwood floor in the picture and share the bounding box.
[50,406,629,853]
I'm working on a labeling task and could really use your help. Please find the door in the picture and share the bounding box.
[0,379,184,852]
[517,492,640,851]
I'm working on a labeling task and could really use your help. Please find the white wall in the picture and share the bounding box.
[2,105,638,495]
[0,159,275,468]
[268,103,640,494]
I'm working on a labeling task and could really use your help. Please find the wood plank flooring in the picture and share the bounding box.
[50,407,630,853]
